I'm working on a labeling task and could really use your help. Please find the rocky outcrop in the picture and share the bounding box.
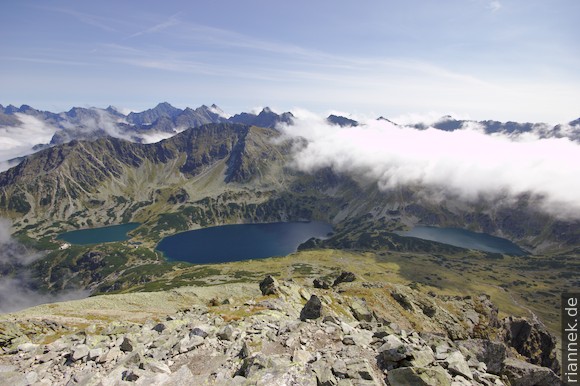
[259,275,279,296]
[503,317,560,373]
[0,278,562,385]
[300,295,322,320]
[333,271,356,286]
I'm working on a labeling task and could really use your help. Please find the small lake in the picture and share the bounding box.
[57,223,141,245]
[156,221,333,264]
[397,226,527,255]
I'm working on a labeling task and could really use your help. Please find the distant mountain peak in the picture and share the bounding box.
[327,114,359,127]
[377,116,397,125]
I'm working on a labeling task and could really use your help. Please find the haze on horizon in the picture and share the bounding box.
[1,0,579,123]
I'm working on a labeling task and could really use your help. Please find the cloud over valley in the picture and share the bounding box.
[279,113,580,219]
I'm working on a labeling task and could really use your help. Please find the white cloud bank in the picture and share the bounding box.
[279,112,580,219]
[0,114,57,170]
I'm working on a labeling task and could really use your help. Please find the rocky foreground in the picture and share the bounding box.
[0,274,562,385]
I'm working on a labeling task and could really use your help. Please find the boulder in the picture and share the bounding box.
[503,317,560,373]
[344,358,376,381]
[217,325,235,341]
[502,358,562,386]
[312,360,338,386]
[391,290,415,311]
[71,344,90,361]
[350,299,374,322]
[378,334,410,363]
[456,339,506,374]
[314,278,331,289]
[445,350,473,380]
[259,275,279,295]
[120,337,134,352]
[387,366,452,386]
[190,327,208,338]
[333,272,356,286]
[300,295,323,321]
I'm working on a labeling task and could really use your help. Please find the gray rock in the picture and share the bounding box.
[343,336,356,345]
[313,360,338,386]
[190,327,208,338]
[152,323,166,333]
[406,347,435,368]
[333,272,356,286]
[314,278,331,289]
[503,317,560,373]
[259,275,279,295]
[378,334,410,363]
[88,347,103,361]
[445,350,473,380]
[502,358,562,386]
[457,339,506,375]
[98,346,121,363]
[344,358,375,381]
[292,348,314,364]
[391,290,414,311]
[176,334,204,353]
[387,366,452,386]
[332,358,348,378]
[72,344,90,361]
[350,299,373,322]
[17,342,39,353]
[142,359,172,374]
[217,325,235,341]
[240,340,252,359]
[120,337,134,352]
[300,295,323,320]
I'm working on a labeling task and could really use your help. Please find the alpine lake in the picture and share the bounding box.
[397,226,527,255]
[57,221,527,264]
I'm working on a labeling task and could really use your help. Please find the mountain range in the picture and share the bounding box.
[2,102,579,165]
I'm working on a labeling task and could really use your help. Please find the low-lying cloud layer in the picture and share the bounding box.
[0,219,89,314]
[279,112,580,219]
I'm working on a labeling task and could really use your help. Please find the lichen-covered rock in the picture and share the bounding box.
[350,299,374,322]
[502,357,562,386]
[387,366,452,386]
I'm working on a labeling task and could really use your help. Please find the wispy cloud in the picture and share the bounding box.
[6,56,93,66]
[48,7,118,32]
[128,13,181,39]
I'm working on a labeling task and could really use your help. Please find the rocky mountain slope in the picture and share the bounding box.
[0,273,562,385]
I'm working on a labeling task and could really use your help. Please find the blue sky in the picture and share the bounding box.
[1,0,578,122]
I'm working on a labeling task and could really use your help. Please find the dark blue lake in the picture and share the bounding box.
[57,223,141,245]
[397,226,527,255]
[156,221,333,264]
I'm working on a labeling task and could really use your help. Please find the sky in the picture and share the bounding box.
[1,0,579,123]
